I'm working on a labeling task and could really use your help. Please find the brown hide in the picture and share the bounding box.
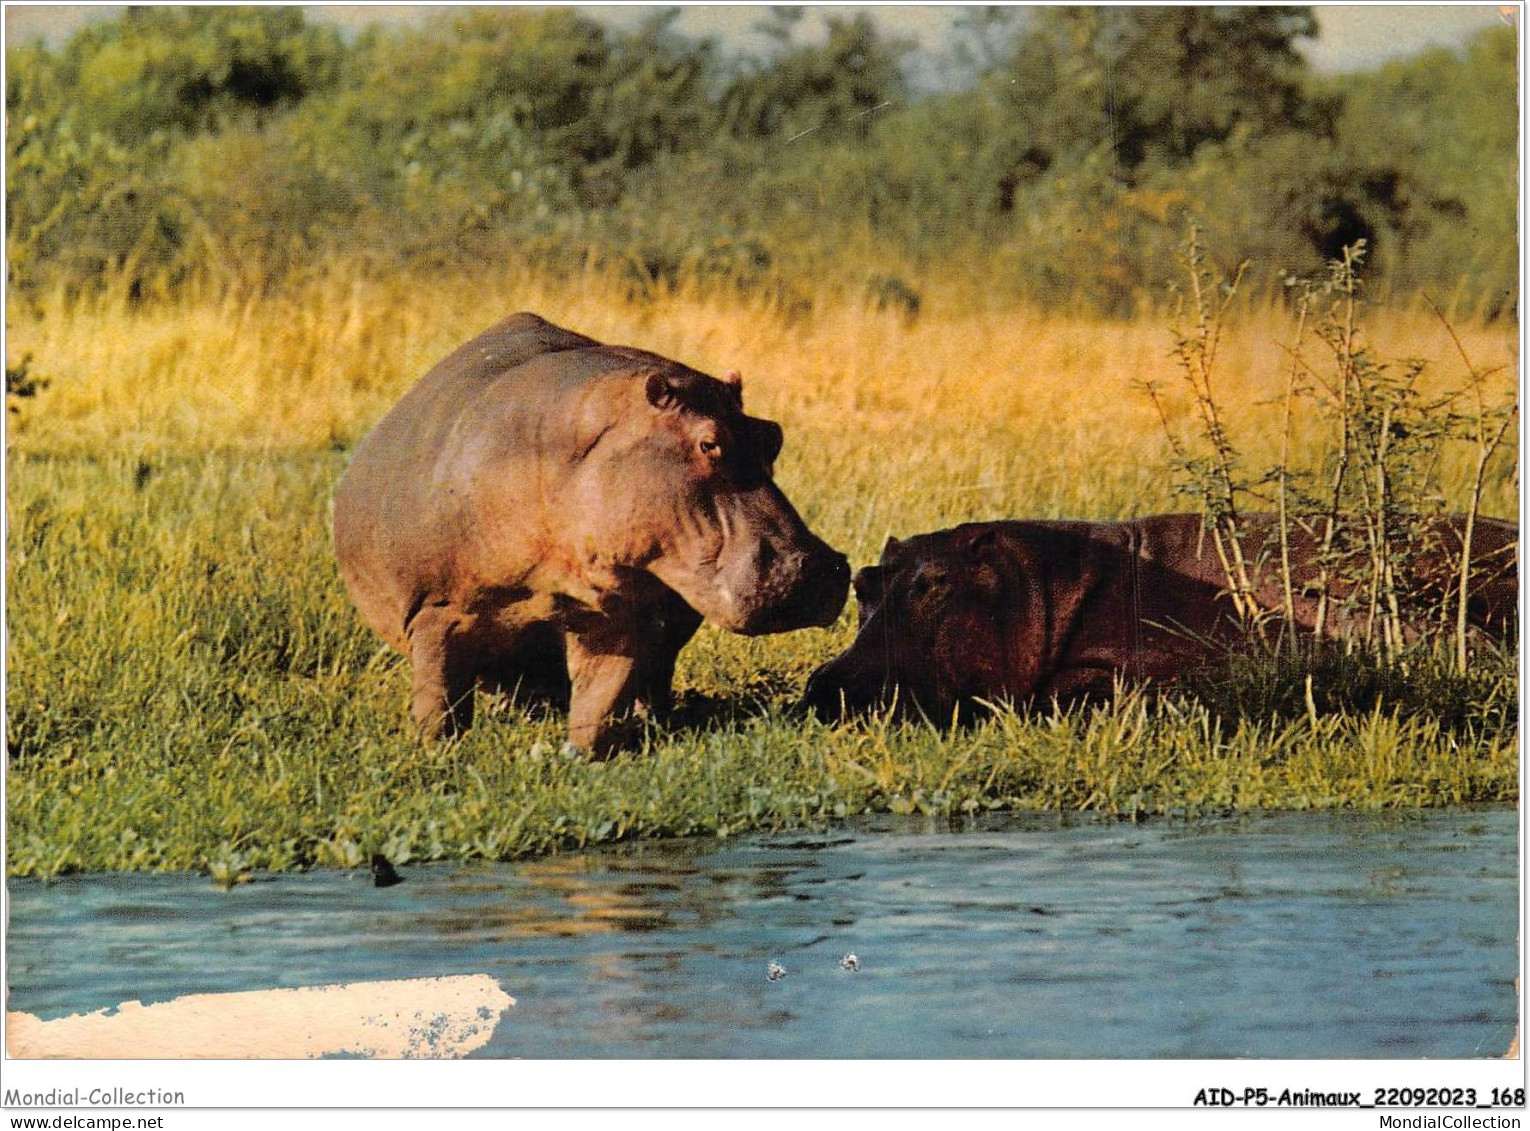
[334,313,848,753]
[802,513,1517,720]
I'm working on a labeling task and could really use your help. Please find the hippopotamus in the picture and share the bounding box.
[802,512,1517,720]
[334,312,849,753]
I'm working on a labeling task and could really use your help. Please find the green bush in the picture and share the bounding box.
[4,7,1518,314]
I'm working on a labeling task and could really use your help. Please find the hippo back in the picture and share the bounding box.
[332,315,603,647]
[805,511,1517,720]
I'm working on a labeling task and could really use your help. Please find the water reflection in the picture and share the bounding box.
[6,810,1519,1058]
[425,853,700,939]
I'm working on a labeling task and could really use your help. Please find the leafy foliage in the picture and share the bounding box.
[4,8,1517,314]
[721,11,909,143]
[998,7,1320,175]
[1144,231,1519,668]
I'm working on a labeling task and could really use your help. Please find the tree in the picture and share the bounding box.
[1326,26,1517,309]
[999,6,1320,178]
[946,7,1026,86]
[58,7,341,141]
[593,10,720,175]
[721,12,909,143]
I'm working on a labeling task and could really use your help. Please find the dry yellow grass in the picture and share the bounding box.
[7,267,1518,564]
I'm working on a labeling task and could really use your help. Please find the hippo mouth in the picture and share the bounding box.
[737,553,851,636]
[800,661,888,719]
[801,651,955,722]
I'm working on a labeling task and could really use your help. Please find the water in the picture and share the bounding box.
[5,809,1518,1058]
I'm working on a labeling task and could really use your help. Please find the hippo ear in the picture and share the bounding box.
[881,535,902,561]
[721,369,744,406]
[755,419,784,465]
[963,528,1004,600]
[963,527,1001,562]
[645,371,680,411]
[853,565,884,606]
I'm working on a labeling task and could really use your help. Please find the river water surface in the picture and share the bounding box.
[6,809,1519,1058]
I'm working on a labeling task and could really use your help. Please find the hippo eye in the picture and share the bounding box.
[911,569,946,600]
[698,438,723,460]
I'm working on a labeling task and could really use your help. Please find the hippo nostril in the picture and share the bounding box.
[812,552,851,622]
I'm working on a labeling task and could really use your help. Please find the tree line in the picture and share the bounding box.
[5,6,1518,315]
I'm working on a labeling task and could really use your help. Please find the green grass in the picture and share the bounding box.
[6,448,1517,879]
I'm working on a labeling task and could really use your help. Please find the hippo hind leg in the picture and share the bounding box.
[479,622,572,712]
[407,605,476,739]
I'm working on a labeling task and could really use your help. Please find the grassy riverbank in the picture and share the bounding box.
[5,272,1519,877]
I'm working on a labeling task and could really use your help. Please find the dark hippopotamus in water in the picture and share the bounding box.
[334,312,849,753]
[803,512,1517,720]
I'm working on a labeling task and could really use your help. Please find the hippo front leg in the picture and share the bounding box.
[564,598,699,754]
[564,634,647,756]
[631,591,703,716]
[1037,665,1118,708]
[408,606,476,738]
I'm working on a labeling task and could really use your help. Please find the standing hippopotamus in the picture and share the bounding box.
[803,512,1517,720]
[334,313,849,753]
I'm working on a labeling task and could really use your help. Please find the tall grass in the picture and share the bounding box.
[1143,232,1521,666]
[9,264,1515,531]
[5,266,1519,877]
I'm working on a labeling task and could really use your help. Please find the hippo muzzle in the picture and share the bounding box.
[799,562,949,720]
[677,485,851,636]
[801,648,892,719]
[734,543,851,636]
